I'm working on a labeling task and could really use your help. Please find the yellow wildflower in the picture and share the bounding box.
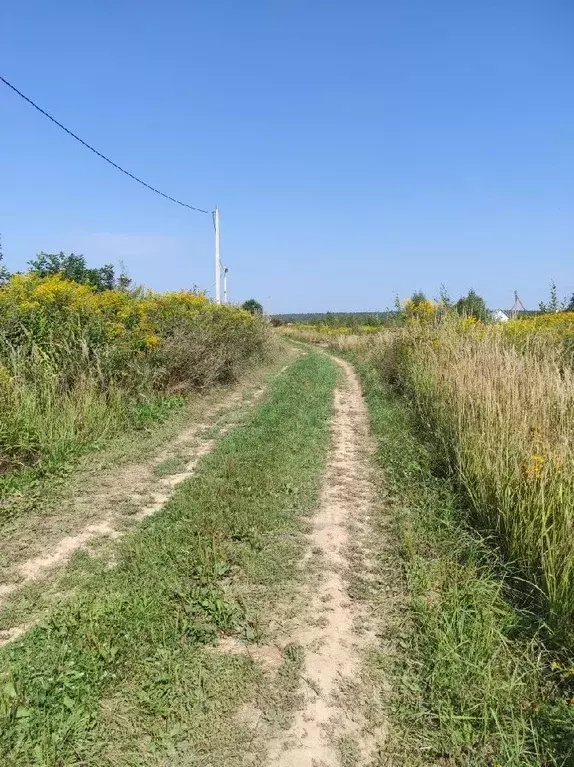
[145,334,161,349]
[525,454,545,480]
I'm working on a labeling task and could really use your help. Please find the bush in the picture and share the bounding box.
[156,305,268,391]
[0,274,268,481]
[455,288,488,321]
[241,298,263,315]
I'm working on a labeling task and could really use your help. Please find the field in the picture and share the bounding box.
[1,273,574,765]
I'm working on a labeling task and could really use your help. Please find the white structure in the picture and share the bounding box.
[214,206,221,304]
[492,310,510,323]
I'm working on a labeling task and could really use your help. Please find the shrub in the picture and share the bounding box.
[455,288,488,321]
[241,298,263,316]
[0,274,268,482]
[404,297,437,322]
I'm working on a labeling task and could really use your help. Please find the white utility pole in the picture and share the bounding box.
[223,266,229,304]
[214,206,221,304]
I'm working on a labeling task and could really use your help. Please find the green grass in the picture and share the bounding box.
[0,393,188,520]
[0,351,336,766]
[348,353,574,767]
[0,346,296,634]
[153,455,188,477]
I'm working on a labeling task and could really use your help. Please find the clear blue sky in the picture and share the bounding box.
[1,1,573,312]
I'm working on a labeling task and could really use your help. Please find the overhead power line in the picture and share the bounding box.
[0,74,210,214]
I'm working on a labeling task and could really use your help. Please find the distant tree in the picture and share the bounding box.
[538,280,560,314]
[0,234,10,286]
[436,283,452,308]
[538,280,570,313]
[434,283,453,318]
[392,293,403,313]
[410,291,428,306]
[28,251,124,292]
[116,260,133,292]
[455,288,488,321]
[242,298,263,315]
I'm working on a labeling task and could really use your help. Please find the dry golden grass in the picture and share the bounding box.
[282,325,390,353]
[287,318,574,633]
[387,321,574,632]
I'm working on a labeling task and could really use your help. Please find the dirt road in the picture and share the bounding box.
[0,350,298,646]
[266,356,388,766]
[0,348,391,765]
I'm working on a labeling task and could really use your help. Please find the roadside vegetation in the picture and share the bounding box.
[388,317,574,631]
[286,299,574,764]
[355,356,573,765]
[0,348,296,643]
[272,311,397,327]
[0,351,337,765]
[0,256,268,511]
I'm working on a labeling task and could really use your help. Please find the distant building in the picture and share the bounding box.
[492,310,510,323]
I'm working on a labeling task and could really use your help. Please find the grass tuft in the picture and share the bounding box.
[153,454,188,477]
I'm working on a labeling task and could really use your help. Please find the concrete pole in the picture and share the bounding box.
[214,206,221,304]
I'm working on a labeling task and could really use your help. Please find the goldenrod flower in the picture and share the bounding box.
[525,454,545,480]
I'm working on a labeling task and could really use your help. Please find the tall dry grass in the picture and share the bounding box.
[287,316,574,631]
[282,325,389,352]
[384,320,574,632]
